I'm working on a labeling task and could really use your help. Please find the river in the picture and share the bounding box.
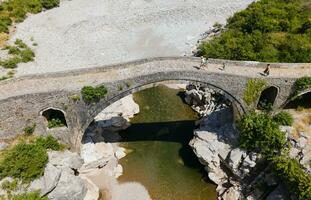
[118,85,217,200]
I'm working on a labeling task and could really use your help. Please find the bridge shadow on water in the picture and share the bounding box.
[118,120,206,170]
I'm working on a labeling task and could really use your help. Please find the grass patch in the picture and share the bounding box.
[198,0,311,62]
[272,111,294,126]
[0,39,35,69]
[23,123,36,136]
[243,78,267,106]
[47,118,65,129]
[81,85,108,103]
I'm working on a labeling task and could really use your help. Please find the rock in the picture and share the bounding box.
[80,176,99,200]
[80,142,114,164]
[264,173,278,187]
[266,184,289,200]
[80,157,109,171]
[228,148,247,171]
[221,186,241,200]
[299,132,311,139]
[297,137,307,148]
[242,154,256,168]
[115,147,126,159]
[29,163,61,196]
[0,142,8,151]
[114,164,123,178]
[279,126,293,139]
[48,170,87,200]
[48,150,83,170]
[289,147,300,157]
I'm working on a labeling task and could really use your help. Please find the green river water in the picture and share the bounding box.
[118,85,217,200]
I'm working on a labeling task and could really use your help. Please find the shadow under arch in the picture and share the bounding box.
[81,79,246,133]
[283,89,311,109]
[257,86,279,110]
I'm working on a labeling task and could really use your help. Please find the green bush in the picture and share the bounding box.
[0,39,35,69]
[0,57,21,69]
[237,112,286,155]
[40,0,59,9]
[0,142,48,182]
[198,0,311,62]
[0,16,12,33]
[81,85,108,103]
[23,123,36,135]
[35,135,62,150]
[292,77,311,97]
[243,79,267,106]
[0,136,62,182]
[47,118,65,129]
[273,111,293,126]
[271,155,311,200]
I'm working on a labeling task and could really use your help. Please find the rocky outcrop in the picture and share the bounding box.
[187,84,260,199]
[184,84,230,116]
[280,125,311,174]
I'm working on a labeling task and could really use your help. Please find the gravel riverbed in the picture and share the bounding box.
[10,0,254,76]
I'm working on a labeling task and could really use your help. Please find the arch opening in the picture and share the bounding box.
[284,92,311,109]
[257,86,278,111]
[42,108,67,129]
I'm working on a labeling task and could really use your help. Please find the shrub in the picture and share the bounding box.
[23,123,36,135]
[0,135,62,182]
[198,0,311,63]
[47,118,65,129]
[271,155,311,200]
[0,16,12,33]
[35,135,62,150]
[237,112,286,155]
[273,111,293,126]
[69,94,80,102]
[243,79,267,106]
[1,179,18,192]
[41,0,60,9]
[0,39,35,68]
[0,57,21,68]
[0,142,48,182]
[81,85,108,103]
[292,77,311,97]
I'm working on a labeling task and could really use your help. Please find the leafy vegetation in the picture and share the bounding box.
[237,112,286,155]
[198,0,311,62]
[0,0,59,33]
[273,111,293,126]
[271,155,311,200]
[243,79,267,106]
[0,39,35,69]
[0,135,62,182]
[23,123,36,135]
[81,85,108,103]
[292,77,311,97]
[47,118,65,129]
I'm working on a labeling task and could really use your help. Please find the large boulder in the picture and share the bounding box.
[48,150,83,170]
[48,170,87,200]
[29,163,61,196]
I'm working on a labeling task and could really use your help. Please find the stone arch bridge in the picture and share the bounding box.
[0,57,310,149]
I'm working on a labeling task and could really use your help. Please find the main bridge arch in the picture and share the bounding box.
[75,71,248,148]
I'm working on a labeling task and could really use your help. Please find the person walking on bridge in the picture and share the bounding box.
[263,64,270,76]
[200,56,207,69]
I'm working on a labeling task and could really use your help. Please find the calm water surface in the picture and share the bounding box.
[118,85,217,200]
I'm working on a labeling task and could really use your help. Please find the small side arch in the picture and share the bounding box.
[257,86,279,110]
[41,107,68,129]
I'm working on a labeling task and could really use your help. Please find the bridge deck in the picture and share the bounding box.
[0,57,310,101]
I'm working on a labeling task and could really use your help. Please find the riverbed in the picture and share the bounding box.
[118,85,217,200]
